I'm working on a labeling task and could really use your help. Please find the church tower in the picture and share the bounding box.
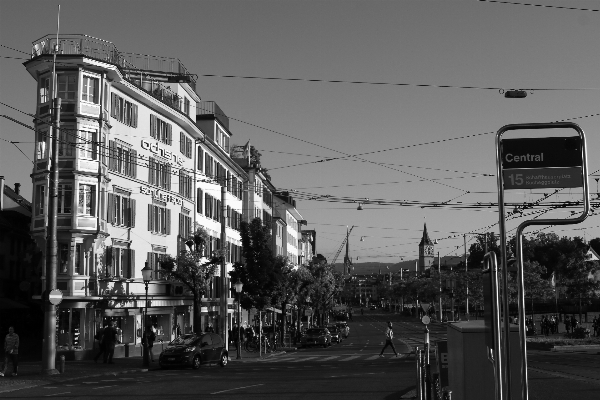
[418,223,435,273]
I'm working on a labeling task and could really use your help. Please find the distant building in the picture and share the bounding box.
[418,223,434,273]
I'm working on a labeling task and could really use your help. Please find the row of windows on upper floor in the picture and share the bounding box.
[33,183,243,234]
[39,72,194,122]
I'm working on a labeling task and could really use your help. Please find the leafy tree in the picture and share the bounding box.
[304,257,344,326]
[160,226,222,334]
[467,233,501,269]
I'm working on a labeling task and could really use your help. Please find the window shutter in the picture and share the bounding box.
[148,204,153,231]
[227,206,231,227]
[216,199,221,222]
[107,193,114,223]
[198,147,204,172]
[111,93,117,118]
[180,132,185,154]
[179,213,184,237]
[130,149,137,178]
[166,209,171,235]
[197,188,203,214]
[167,123,172,145]
[127,249,135,278]
[150,115,156,139]
[130,198,136,228]
[132,104,138,128]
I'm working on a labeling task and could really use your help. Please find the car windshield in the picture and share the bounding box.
[306,329,325,335]
[170,334,197,346]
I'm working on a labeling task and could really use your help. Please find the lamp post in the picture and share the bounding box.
[141,262,153,367]
[234,279,243,359]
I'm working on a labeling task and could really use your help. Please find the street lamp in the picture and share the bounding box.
[141,262,153,367]
[234,279,243,359]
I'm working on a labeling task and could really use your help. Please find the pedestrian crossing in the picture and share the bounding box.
[256,354,407,363]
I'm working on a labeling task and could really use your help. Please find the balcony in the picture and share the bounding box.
[31,34,197,114]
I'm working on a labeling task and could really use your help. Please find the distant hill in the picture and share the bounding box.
[333,256,463,275]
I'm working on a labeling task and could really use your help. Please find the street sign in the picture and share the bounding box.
[501,136,583,190]
[421,315,431,325]
[503,167,582,190]
[48,289,63,305]
[420,302,430,312]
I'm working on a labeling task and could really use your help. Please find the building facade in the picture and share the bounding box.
[24,34,244,355]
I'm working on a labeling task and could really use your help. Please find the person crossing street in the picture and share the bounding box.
[379,321,399,357]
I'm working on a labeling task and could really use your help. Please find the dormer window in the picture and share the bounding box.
[216,126,230,153]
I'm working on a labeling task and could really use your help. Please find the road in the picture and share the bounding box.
[2,312,599,399]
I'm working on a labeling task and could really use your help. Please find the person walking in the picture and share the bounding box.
[102,321,117,364]
[143,325,156,362]
[0,326,19,377]
[379,321,399,357]
[93,325,106,363]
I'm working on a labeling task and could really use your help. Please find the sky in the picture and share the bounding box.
[1,0,600,264]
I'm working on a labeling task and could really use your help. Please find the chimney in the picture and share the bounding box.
[0,176,4,211]
[14,183,20,196]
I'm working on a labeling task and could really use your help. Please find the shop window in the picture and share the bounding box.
[56,309,81,349]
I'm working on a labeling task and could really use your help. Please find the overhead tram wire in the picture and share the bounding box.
[478,0,600,12]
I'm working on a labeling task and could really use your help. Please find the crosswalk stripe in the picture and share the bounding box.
[291,356,320,362]
[366,355,381,360]
[338,356,361,362]
[317,356,340,362]
[262,357,296,362]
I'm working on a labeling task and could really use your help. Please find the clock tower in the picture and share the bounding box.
[418,223,434,273]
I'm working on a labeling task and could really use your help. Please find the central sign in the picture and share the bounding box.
[501,136,583,190]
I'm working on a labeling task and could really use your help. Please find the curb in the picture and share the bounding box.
[551,345,600,352]
[0,368,149,394]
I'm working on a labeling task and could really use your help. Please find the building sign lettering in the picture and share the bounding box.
[141,139,184,166]
[140,186,183,205]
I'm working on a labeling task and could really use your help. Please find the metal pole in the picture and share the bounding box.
[464,235,469,320]
[236,291,242,359]
[487,252,504,400]
[143,282,149,367]
[438,252,442,322]
[424,326,431,400]
[220,185,228,349]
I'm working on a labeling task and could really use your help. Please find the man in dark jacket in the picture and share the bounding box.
[102,321,117,364]
[93,325,106,363]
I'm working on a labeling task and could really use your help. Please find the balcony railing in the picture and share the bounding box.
[31,34,197,106]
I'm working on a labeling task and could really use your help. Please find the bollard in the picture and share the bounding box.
[58,355,65,374]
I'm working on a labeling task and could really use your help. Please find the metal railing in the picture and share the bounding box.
[415,345,452,400]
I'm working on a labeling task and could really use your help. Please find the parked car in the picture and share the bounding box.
[327,326,343,343]
[336,322,350,338]
[300,328,332,348]
[159,333,228,369]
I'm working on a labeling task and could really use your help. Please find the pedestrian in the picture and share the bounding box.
[379,321,399,357]
[93,325,106,363]
[565,316,571,334]
[143,325,155,362]
[0,326,19,377]
[102,321,117,364]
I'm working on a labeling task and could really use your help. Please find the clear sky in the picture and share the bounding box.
[1,0,599,264]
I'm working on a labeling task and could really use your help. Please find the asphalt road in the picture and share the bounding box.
[2,312,599,399]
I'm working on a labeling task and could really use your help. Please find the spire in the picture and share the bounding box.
[419,223,433,247]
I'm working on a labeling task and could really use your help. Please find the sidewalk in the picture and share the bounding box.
[0,347,289,394]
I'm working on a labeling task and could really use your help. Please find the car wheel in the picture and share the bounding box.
[219,352,228,368]
[192,355,201,370]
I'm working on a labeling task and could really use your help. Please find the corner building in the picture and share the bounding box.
[24,34,243,357]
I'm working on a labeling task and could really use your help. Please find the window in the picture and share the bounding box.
[59,243,70,273]
[148,204,171,235]
[204,192,221,222]
[78,184,96,216]
[57,74,76,100]
[108,140,137,178]
[111,93,138,127]
[178,213,192,252]
[36,130,48,160]
[184,97,190,116]
[148,157,171,190]
[82,76,99,103]
[204,154,214,177]
[179,132,192,158]
[104,83,109,109]
[107,192,136,227]
[146,252,166,280]
[109,246,135,278]
[59,129,75,157]
[150,115,172,145]
[40,76,51,103]
[79,130,97,160]
[179,170,192,199]
[75,244,82,275]
[57,184,73,214]
[35,185,46,215]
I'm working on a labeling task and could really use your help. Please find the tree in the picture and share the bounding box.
[160,225,222,334]
[522,261,555,318]
[304,257,344,326]
[467,233,501,269]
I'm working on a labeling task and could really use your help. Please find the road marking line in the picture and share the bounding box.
[43,387,58,389]
[338,356,361,362]
[366,355,381,360]
[211,383,264,394]
[93,386,115,390]
[291,356,319,362]
[317,356,339,362]
[45,392,71,397]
